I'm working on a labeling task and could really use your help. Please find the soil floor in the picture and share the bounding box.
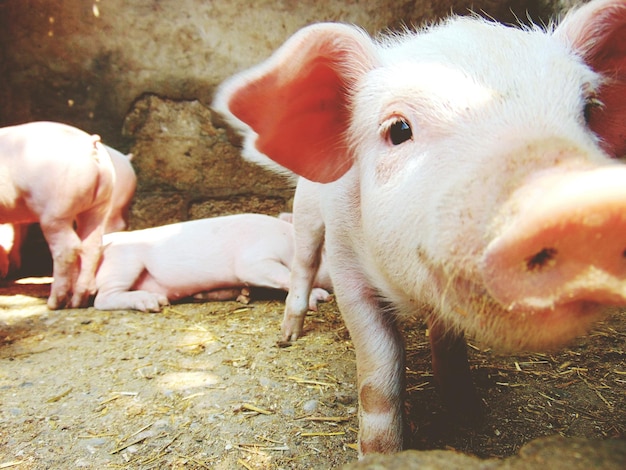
[1,279,625,469]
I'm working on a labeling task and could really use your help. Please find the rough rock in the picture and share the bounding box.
[122,94,293,228]
[342,435,626,470]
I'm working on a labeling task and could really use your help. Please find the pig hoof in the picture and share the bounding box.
[282,311,307,341]
[282,326,302,342]
[237,291,250,305]
[70,293,90,309]
[308,288,332,311]
[139,297,168,313]
[47,292,69,310]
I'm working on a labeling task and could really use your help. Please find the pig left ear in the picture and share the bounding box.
[555,0,626,158]
[214,23,378,183]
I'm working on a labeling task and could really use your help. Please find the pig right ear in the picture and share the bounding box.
[554,0,626,159]
[214,23,378,183]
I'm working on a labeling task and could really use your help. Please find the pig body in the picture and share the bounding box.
[102,145,136,233]
[93,213,332,312]
[0,144,135,279]
[0,121,115,309]
[215,0,626,456]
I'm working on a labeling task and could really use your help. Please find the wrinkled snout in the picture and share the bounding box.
[482,165,626,312]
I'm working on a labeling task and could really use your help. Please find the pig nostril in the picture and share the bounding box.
[525,247,558,272]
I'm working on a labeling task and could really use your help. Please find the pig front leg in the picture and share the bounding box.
[0,224,15,277]
[94,289,169,312]
[94,250,168,312]
[332,266,405,455]
[0,247,8,278]
[0,223,24,278]
[283,241,324,339]
[239,258,330,309]
[8,224,25,274]
[282,181,326,341]
[428,320,482,421]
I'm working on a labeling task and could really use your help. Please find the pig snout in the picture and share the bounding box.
[482,165,626,314]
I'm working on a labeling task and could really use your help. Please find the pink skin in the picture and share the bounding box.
[0,121,115,309]
[0,145,136,280]
[214,0,626,456]
[0,223,23,277]
[93,213,332,312]
[103,145,136,233]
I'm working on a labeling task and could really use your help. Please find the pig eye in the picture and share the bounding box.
[388,119,413,145]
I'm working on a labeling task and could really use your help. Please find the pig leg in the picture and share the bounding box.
[71,206,111,308]
[0,224,12,277]
[94,287,169,312]
[0,224,23,278]
[39,217,82,309]
[332,263,405,455]
[0,247,8,278]
[308,288,332,311]
[193,288,250,302]
[240,258,330,309]
[94,248,169,312]
[282,240,324,339]
[8,224,25,273]
[282,182,326,341]
[428,320,482,421]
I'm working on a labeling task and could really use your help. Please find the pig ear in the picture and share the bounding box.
[555,0,626,158]
[214,23,378,183]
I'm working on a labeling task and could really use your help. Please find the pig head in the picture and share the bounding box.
[215,0,626,456]
[0,121,115,309]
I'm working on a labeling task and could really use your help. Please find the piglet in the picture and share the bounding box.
[102,145,136,233]
[93,213,332,312]
[214,0,626,456]
[0,121,115,309]
[0,144,136,280]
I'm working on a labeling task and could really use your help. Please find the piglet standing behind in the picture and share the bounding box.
[215,0,626,457]
[0,121,115,309]
[93,213,332,312]
[102,145,137,234]
[0,144,136,279]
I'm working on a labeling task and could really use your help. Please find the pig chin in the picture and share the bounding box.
[479,297,611,352]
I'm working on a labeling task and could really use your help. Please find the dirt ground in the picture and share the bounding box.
[1,279,625,469]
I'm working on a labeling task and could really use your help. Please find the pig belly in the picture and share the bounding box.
[131,262,241,301]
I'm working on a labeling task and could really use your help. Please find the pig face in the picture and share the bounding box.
[350,18,625,351]
[215,0,626,455]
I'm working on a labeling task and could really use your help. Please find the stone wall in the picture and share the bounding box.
[0,0,567,229]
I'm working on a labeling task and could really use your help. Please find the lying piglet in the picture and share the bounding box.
[0,144,136,279]
[215,0,626,456]
[93,213,332,312]
[0,121,115,309]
